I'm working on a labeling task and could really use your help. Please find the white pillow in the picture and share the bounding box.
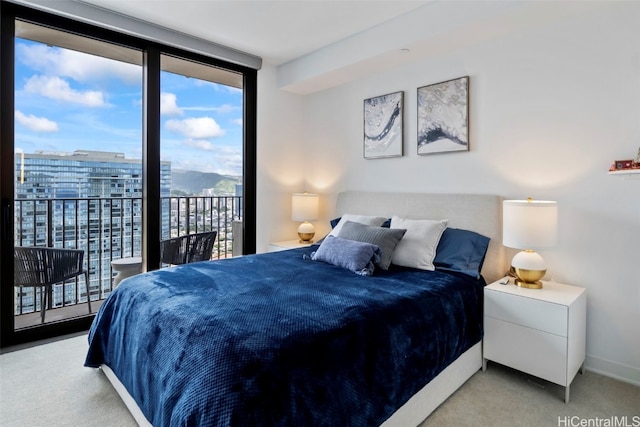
[328,214,388,238]
[390,216,448,270]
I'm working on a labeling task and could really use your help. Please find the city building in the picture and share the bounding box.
[14,150,171,312]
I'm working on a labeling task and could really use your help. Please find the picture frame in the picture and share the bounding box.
[417,76,469,155]
[363,91,403,159]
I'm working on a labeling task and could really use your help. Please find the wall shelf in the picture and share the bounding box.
[609,169,640,180]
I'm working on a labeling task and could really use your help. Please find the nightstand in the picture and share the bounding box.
[483,278,586,403]
[267,239,314,252]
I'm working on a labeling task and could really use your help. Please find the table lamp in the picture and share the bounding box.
[292,192,319,243]
[503,199,557,289]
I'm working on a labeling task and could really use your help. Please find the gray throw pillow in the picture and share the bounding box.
[310,236,381,276]
[337,221,406,270]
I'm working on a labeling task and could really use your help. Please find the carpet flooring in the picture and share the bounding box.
[1,334,638,426]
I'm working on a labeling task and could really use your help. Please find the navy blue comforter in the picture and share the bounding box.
[85,248,484,426]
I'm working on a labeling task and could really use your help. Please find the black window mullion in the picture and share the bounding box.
[0,5,17,347]
[242,69,257,255]
[142,46,161,273]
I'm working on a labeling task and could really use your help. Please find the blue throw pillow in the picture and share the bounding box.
[433,228,490,279]
[329,217,341,229]
[310,236,381,276]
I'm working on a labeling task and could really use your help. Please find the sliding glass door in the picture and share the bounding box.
[159,55,244,260]
[0,2,256,347]
[12,21,143,331]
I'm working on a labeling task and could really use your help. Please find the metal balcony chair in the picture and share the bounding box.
[14,247,92,324]
[160,231,218,266]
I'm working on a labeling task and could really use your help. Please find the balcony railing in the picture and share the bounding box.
[13,195,242,321]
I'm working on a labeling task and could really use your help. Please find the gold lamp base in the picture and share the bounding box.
[514,278,543,289]
[513,267,546,289]
[298,232,315,243]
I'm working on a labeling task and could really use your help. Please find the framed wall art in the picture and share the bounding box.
[363,91,403,159]
[417,76,469,155]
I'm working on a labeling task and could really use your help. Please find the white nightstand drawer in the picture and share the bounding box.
[483,280,586,403]
[484,316,568,385]
[485,289,568,337]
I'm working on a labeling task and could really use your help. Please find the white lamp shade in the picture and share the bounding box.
[291,193,319,222]
[503,200,557,249]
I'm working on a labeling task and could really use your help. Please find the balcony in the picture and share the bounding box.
[13,195,243,330]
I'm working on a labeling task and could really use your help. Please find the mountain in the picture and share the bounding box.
[171,170,241,196]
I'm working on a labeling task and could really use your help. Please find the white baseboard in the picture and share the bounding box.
[585,354,640,387]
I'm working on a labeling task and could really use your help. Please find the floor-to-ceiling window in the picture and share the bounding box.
[0,2,257,347]
[12,21,144,333]
[160,54,245,259]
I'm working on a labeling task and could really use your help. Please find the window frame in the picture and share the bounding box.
[0,1,257,347]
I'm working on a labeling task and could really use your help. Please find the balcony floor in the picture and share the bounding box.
[14,299,106,330]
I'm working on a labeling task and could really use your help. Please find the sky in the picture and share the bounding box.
[14,38,244,176]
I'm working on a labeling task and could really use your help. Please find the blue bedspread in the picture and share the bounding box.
[85,248,484,426]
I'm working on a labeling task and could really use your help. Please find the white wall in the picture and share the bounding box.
[256,64,306,250]
[257,2,640,384]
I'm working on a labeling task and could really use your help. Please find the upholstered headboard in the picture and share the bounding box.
[335,191,507,283]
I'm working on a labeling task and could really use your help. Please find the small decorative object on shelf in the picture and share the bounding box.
[611,159,634,170]
[608,147,640,173]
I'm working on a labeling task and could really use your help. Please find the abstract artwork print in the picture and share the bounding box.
[417,76,469,155]
[363,91,403,159]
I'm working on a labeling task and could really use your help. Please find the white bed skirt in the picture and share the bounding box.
[100,341,482,427]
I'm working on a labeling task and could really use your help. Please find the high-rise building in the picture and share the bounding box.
[14,150,171,311]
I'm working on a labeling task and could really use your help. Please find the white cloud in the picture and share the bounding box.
[24,75,106,107]
[165,117,225,139]
[160,92,183,116]
[232,118,243,126]
[182,104,239,113]
[217,104,236,114]
[17,42,141,85]
[15,110,58,132]
[168,144,242,176]
[184,139,214,150]
[209,146,242,175]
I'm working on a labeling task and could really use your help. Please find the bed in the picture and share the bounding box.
[85,191,506,426]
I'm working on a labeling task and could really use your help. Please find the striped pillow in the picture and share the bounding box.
[337,221,406,270]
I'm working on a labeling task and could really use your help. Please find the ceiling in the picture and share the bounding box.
[23,0,599,94]
[79,0,433,65]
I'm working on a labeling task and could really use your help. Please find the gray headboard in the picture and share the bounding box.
[335,191,507,283]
